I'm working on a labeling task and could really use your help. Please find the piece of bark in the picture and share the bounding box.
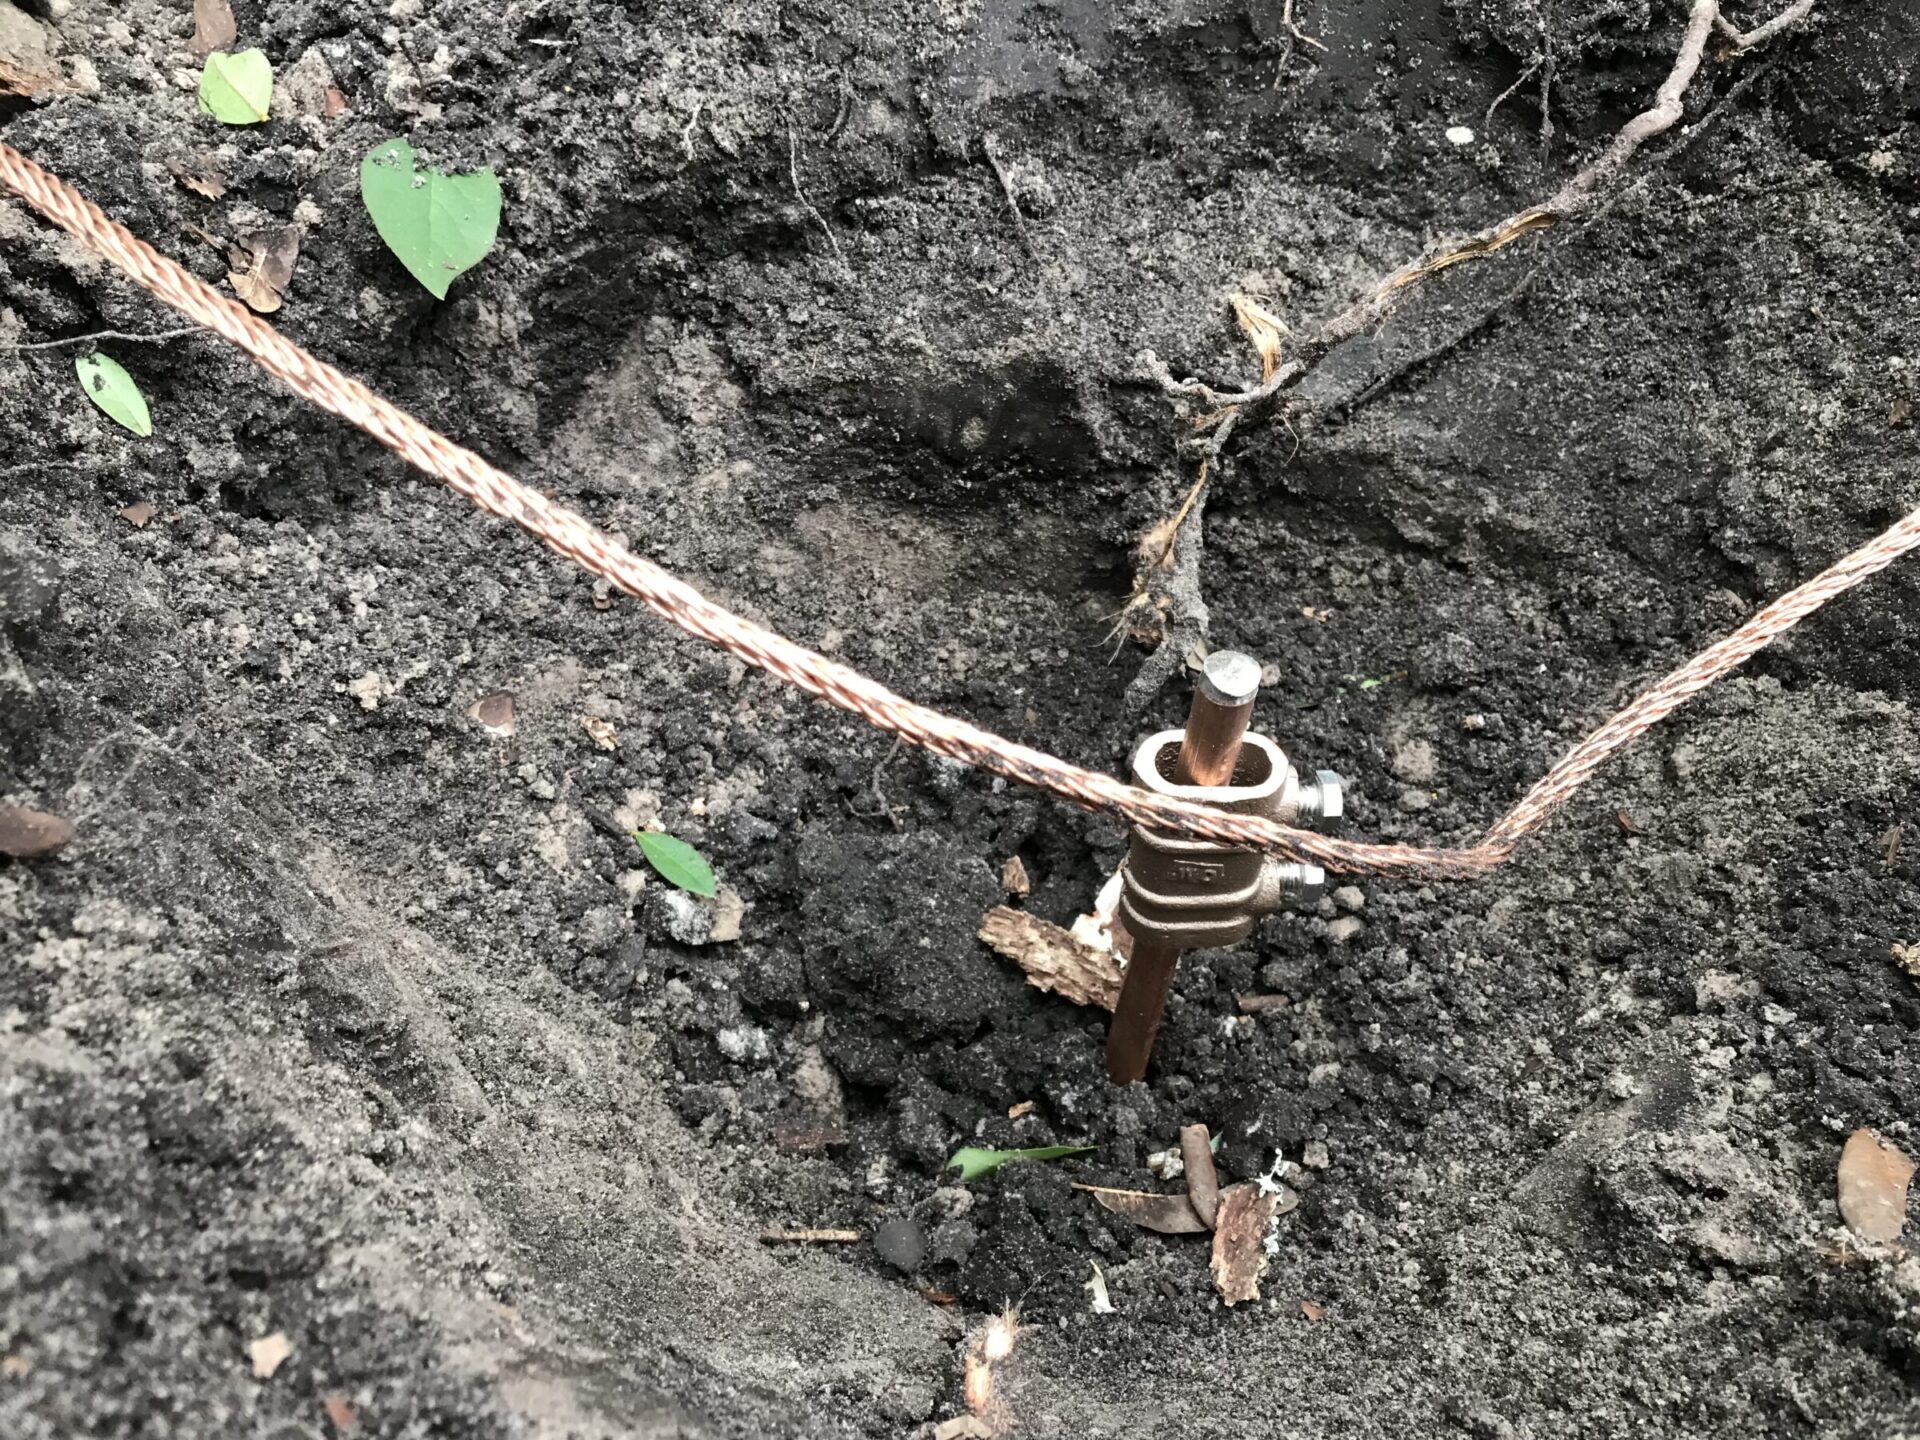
[979,905,1120,1011]
[0,805,74,858]
[999,854,1030,896]
[1210,1184,1282,1307]
[192,0,237,57]
[1838,1128,1913,1243]
[1179,1123,1220,1229]
[1074,1183,1210,1235]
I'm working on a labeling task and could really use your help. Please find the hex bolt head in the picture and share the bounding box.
[1295,769,1345,829]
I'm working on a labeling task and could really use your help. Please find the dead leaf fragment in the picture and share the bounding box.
[0,1353,31,1377]
[171,159,228,202]
[466,691,515,737]
[1179,1123,1220,1229]
[580,715,618,750]
[1230,293,1288,380]
[1210,1184,1281,1307]
[979,905,1120,1011]
[248,1332,292,1380]
[322,1394,357,1431]
[1891,943,1920,980]
[1299,1299,1326,1321]
[0,804,75,858]
[1837,1127,1913,1244]
[999,854,1030,896]
[192,0,238,58]
[227,226,302,315]
[119,501,157,528]
[1074,1183,1210,1235]
[324,86,349,118]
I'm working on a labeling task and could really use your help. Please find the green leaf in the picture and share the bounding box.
[359,138,502,300]
[946,1144,1095,1183]
[635,831,716,898]
[74,354,152,437]
[197,49,273,125]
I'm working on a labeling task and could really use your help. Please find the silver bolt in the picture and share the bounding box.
[1298,769,1345,829]
[1196,650,1261,708]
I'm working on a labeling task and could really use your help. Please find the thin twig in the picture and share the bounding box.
[786,123,849,277]
[1485,57,1544,131]
[1,325,203,352]
[981,133,1037,258]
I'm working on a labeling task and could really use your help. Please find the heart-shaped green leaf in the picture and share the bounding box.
[360,138,502,300]
[197,49,272,125]
[634,831,716,898]
[74,354,152,437]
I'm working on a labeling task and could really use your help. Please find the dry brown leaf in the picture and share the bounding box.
[227,226,301,314]
[192,0,238,57]
[119,502,156,528]
[979,905,1120,1011]
[466,691,515,737]
[580,715,618,750]
[248,1332,292,1379]
[1074,1182,1210,1235]
[1837,1128,1913,1244]
[1230,293,1288,380]
[999,854,1030,896]
[1299,1299,1326,1321]
[0,804,74,858]
[1179,1123,1220,1229]
[322,1394,357,1432]
[171,159,229,202]
[1210,1184,1281,1307]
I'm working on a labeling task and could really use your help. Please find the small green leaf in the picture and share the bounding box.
[635,831,716,898]
[197,49,273,125]
[74,354,152,437]
[360,138,502,300]
[946,1144,1095,1183]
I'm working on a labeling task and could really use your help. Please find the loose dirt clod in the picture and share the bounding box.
[0,803,74,858]
[977,906,1120,1010]
[1210,1186,1282,1306]
[1837,1129,1913,1243]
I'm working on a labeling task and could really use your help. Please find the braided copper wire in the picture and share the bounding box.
[2,139,1911,880]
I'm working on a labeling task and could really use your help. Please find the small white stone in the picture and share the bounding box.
[1446,125,1475,146]
[1302,1140,1331,1169]
[1326,915,1365,945]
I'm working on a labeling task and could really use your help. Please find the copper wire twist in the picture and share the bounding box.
[3,138,1912,880]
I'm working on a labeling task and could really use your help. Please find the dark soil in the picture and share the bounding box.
[5,0,1920,1435]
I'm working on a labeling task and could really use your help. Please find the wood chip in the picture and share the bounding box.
[1074,1182,1210,1235]
[1299,1299,1326,1321]
[1179,1123,1220,1229]
[1891,942,1920,980]
[759,1228,860,1244]
[466,691,515,737]
[1210,1184,1281,1307]
[999,854,1030,896]
[192,0,238,57]
[0,804,74,858]
[227,226,302,315]
[1837,1128,1913,1244]
[322,1394,357,1431]
[978,905,1120,1011]
[248,1332,292,1379]
[1006,1099,1034,1120]
[1236,992,1290,1014]
[119,502,156,528]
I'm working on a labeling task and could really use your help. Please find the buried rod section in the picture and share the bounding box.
[1106,651,1260,1084]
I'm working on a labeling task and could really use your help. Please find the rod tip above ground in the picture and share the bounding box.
[1196,650,1261,708]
